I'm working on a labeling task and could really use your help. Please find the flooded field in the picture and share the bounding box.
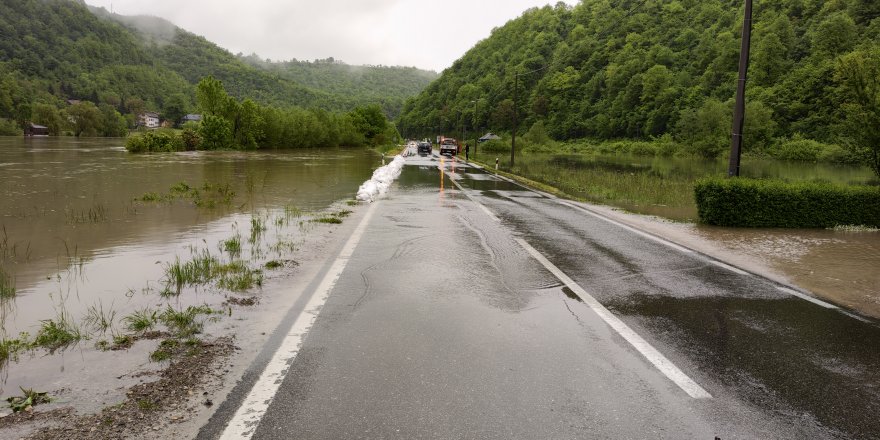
[0,137,377,408]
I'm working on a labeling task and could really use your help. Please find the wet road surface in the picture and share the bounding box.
[201,153,879,439]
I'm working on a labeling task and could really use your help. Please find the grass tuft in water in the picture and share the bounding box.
[31,312,84,352]
[346,200,359,206]
[220,235,242,257]
[159,305,216,338]
[163,251,219,292]
[0,268,16,300]
[311,216,343,224]
[123,308,158,333]
[0,333,30,366]
[83,301,117,335]
[249,214,267,244]
[215,261,263,291]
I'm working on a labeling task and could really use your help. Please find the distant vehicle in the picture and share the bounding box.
[439,138,457,156]
[417,142,432,156]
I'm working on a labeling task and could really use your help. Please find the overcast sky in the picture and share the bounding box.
[83,0,577,72]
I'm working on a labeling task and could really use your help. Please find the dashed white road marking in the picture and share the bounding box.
[446,171,501,222]
[219,202,380,439]
[777,286,838,309]
[515,238,713,399]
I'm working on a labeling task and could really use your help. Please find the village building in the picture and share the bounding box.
[138,112,160,129]
[24,123,49,137]
[181,114,202,125]
[479,132,501,143]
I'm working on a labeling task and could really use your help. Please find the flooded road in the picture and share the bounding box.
[0,137,377,414]
[203,152,879,439]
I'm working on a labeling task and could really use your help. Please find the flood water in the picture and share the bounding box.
[0,137,377,400]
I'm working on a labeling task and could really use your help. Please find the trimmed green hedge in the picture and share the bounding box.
[694,177,880,228]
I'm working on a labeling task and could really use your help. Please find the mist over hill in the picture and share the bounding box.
[0,0,436,125]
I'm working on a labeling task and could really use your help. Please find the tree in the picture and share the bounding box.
[163,93,189,126]
[835,46,880,177]
[491,99,516,131]
[99,104,128,137]
[30,103,62,135]
[196,77,229,117]
[675,99,729,159]
[812,13,858,56]
[67,101,102,137]
[199,114,232,150]
[349,105,388,144]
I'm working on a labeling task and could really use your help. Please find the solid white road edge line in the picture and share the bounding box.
[710,260,750,276]
[557,201,694,254]
[776,286,838,309]
[515,237,713,399]
[218,202,380,439]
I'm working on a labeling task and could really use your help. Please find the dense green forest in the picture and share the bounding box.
[126,77,399,152]
[397,0,880,173]
[0,0,434,136]
[239,56,437,119]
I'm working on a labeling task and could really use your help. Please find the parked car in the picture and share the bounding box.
[418,142,432,155]
[439,138,458,156]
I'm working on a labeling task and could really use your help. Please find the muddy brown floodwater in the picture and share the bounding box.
[0,137,378,436]
[581,203,880,320]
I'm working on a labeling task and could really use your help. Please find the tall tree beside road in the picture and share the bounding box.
[836,45,880,178]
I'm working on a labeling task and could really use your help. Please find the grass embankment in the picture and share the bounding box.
[471,141,877,225]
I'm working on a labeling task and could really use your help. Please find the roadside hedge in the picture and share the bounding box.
[694,177,880,228]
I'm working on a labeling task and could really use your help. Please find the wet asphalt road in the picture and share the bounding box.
[202,153,879,439]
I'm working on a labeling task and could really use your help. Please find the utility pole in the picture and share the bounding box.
[472,99,479,159]
[511,73,518,168]
[729,0,753,177]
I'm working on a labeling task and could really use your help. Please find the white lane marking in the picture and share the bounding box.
[710,261,750,276]
[219,202,380,439]
[558,201,694,254]
[777,286,838,309]
[515,238,713,399]
[446,171,501,222]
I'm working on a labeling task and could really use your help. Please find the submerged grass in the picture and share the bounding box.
[311,216,343,224]
[83,301,117,335]
[138,181,235,208]
[0,267,15,300]
[215,261,263,291]
[163,251,219,292]
[159,305,216,338]
[220,234,242,257]
[0,334,30,366]
[123,308,158,333]
[31,311,84,352]
[65,204,108,224]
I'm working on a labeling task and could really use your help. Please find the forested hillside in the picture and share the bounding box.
[397,0,880,162]
[239,56,437,119]
[0,0,434,135]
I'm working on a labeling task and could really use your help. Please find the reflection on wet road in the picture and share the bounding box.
[213,153,879,439]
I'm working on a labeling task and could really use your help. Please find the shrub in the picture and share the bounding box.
[125,130,184,153]
[694,177,880,228]
[0,118,22,136]
[480,138,510,153]
[771,135,827,162]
